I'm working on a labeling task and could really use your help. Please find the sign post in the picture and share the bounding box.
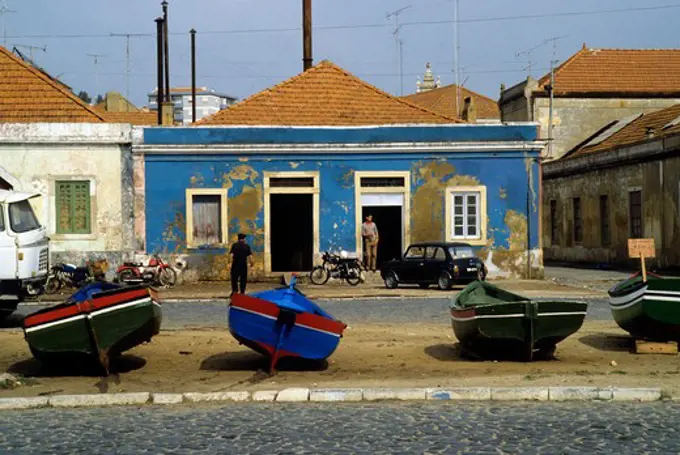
[628,238,656,282]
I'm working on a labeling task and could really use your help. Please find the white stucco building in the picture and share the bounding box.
[148,86,237,125]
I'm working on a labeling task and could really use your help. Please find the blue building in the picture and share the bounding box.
[133,61,544,280]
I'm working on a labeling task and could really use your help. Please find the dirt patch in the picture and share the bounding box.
[1,321,679,398]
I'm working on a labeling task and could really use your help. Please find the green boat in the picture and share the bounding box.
[449,281,588,361]
[608,272,680,341]
[22,282,162,373]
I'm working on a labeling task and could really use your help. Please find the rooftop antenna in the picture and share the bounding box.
[545,35,566,159]
[453,0,460,116]
[111,33,147,108]
[87,53,107,99]
[386,5,411,96]
[515,35,567,77]
[12,44,46,63]
[0,0,16,46]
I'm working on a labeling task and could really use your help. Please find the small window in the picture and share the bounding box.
[191,194,224,245]
[56,180,91,234]
[573,197,582,243]
[405,246,425,259]
[549,200,558,245]
[629,190,643,238]
[600,195,610,246]
[360,177,405,188]
[269,177,314,188]
[426,246,446,261]
[452,192,480,239]
[0,204,4,232]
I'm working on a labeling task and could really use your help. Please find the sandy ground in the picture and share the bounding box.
[1,320,679,398]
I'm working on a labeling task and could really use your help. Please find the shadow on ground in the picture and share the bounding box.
[579,333,632,352]
[425,343,558,362]
[8,354,147,379]
[200,351,328,373]
[0,313,24,329]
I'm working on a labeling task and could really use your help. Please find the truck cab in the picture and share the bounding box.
[0,190,49,314]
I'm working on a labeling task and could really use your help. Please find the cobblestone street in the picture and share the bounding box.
[0,402,677,453]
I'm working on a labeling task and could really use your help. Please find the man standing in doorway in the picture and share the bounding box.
[229,233,253,297]
[362,214,379,272]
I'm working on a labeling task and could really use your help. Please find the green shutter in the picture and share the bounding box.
[55,181,91,234]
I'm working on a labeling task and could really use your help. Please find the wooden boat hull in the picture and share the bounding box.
[450,282,587,361]
[229,291,346,372]
[608,275,680,341]
[23,285,162,369]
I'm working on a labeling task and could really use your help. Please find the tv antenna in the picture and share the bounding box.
[111,33,147,106]
[515,35,567,77]
[0,0,16,46]
[386,5,411,96]
[13,44,46,63]
[87,53,107,97]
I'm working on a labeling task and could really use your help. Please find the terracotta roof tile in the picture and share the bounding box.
[537,47,680,96]
[198,60,459,126]
[402,84,500,120]
[102,111,158,126]
[0,47,105,123]
[567,104,680,159]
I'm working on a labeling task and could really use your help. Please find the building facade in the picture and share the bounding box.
[543,104,680,268]
[148,87,237,125]
[500,47,680,160]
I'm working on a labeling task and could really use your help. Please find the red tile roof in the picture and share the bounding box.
[537,47,680,96]
[566,104,680,159]
[102,111,158,126]
[402,84,500,120]
[0,47,106,123]
[198,60,459,126]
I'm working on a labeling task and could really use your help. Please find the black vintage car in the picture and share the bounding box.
[380,242,487,290]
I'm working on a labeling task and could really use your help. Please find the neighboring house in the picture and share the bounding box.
[148,86,237,125]
[134,60,544,281]
[404,64,501,123]
[94,91,158,126]
[0,46,136,267]
[543,103,680,268]
[499,46,680,160]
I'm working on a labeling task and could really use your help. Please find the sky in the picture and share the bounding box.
[5,0,680,107]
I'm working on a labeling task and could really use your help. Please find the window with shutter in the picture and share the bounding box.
[56,181,91,234]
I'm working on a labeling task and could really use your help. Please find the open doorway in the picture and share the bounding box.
[362,205,403,270]
[270,193,313,272]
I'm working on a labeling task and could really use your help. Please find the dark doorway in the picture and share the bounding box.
[362,205,403,270]
[270,193,313,272]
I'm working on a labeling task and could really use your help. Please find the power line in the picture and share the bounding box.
[6,4,680,40]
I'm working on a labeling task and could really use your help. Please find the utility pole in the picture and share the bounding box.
[86,53,107,99]
[545,36,564,159]
[302,0,313,71]
[0,0,16,47]
[111,33,147,108]
[162,1,170,103]
[453,0,460,117]
[386,5,411,96]
[190,29,197,123]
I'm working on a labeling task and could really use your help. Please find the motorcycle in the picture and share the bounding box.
[309,251,365,286]
[45,259,108,294]
[114,254,177,287]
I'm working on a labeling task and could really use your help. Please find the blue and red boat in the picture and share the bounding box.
[228,278,347,372]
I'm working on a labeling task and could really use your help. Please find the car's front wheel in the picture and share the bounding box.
[384,271,399,289]
[437,272,453,290]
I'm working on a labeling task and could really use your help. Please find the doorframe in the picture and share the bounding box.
[354,171,410,258]
[263,171,320,275]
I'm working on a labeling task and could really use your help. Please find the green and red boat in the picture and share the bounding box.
[450,281,587,361]
[608,272,680,341]
[22,281,162,372]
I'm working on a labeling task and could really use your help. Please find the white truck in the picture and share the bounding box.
[0,190,49,317]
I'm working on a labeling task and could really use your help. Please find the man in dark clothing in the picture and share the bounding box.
[230,233,253,296]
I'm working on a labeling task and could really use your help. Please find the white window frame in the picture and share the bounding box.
[185,188,228,249]
[445,186,487,246]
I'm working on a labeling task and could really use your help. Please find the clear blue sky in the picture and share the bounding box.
[6,0,679,106]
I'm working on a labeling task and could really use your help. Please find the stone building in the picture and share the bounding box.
[543,104,680,268]
[133,61,544,281]
[500,46,680,160]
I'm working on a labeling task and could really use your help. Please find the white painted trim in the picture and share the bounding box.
[24,315,87,333]
[231,306,341,337]
[135,141,547,155]
[263,171,320,275]
[608,286,647,305]
[185,188,229,249]
[89,298,152,317]
[450,313,525,322]
[354,171,410,259]
[445,186,488,246]
[537,311,587,317]
[171,122,541,130]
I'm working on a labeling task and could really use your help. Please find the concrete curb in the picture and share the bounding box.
[0,387,666,410]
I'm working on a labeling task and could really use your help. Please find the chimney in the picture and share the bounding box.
[303,0,312,71]
[155,17,165,126]
[462,96,477,123]
[191,29,197,123]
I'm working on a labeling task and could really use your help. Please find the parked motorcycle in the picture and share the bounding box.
[309,251,364,286]
[45,259,108,294]
[114,254,177,287]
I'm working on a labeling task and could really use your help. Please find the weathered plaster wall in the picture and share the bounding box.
[544,156,680,268]
[144,153,541,280]
[0,123,134,267]
[534,97,680,160]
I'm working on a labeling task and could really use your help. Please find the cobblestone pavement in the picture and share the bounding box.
[15,296,610,330]
[544,267,630,293]
[0,402,677,453]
